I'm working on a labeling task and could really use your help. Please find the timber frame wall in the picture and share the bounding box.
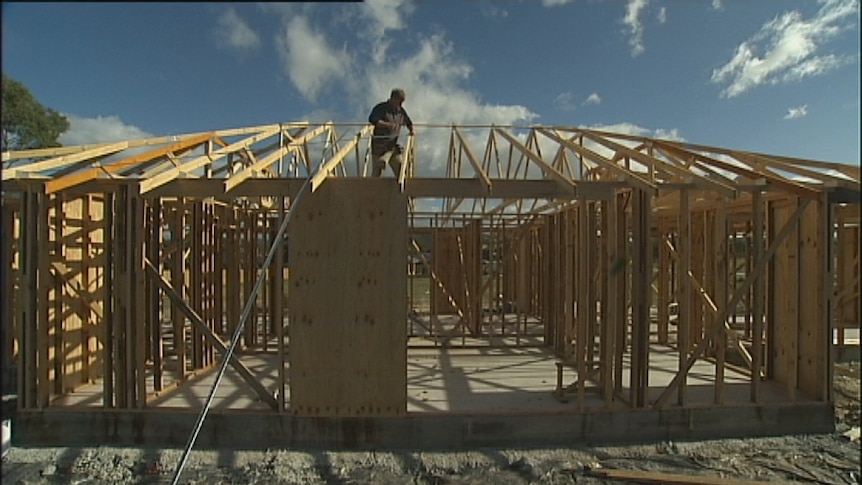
[1,122,859,417]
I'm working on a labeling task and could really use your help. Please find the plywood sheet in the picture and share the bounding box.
[796,198,825,399]
[289,179,407,416]
[770,198,798,397]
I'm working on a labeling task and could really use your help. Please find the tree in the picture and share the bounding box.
[1,74,70,151]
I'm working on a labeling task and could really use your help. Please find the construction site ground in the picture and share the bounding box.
[2,357,858,485]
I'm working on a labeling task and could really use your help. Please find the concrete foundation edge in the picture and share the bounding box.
[10,404,834,450]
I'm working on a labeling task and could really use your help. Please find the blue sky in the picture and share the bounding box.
[2,0,859,173]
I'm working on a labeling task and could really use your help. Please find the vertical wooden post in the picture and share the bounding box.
[226,206,239,340]
[262,211,271,352]
[820,192,833,402]
[751,191,764,402]
[206,203,215,366]
[562,210,573,358]
[103,190,115,408]
[214,206,224,337]
[190,202,202,369]
[691,211,705,347]
[52,193,65,396]
[544,215,556,349]
[677,189,691,406]
[19,189,38,409]
[613,192,627,399]
[713,204,728,405]
[131,187,146,408]
[657,217,669,345]
[835,211,846,360]
[114,187,128,409]
[171,200,187,381]
[576,199,589,409]
[276,196,286,411]
[586,202,598,367]
[148,198,163,392]
[244,210,255,348]
[744,220,752,336]
[630,189,651,407]
[2,201,17,395]
[82,195,96,385]
[601,197,617,405]
[36,189,51,408]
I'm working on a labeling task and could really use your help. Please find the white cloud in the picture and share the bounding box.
[711,0,724,11]
[214,8,261,53]
[589,122,685,142]
[275,15,352,102]
[542,0,573,6]
[554,92,578,111]
[584,93,602,105]
[781,54,849,82]
[356,34,537,173]
[359,0,414,64]
[481,5,508,18]
[270,7,537,175]
[711,0,858,98]
[554,92,602,110]
[623,0,650,57]
[783,104,808,119]
[59,114,153,146]
[362,0,411,32]
[657,7,667,24]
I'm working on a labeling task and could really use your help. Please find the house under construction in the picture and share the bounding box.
[1,122,859,449]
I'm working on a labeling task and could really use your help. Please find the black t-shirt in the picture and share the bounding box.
[368,100,413,153]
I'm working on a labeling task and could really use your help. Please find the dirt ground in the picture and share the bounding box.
[2,362,859,485]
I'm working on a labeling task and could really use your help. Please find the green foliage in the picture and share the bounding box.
[1,74,70,151]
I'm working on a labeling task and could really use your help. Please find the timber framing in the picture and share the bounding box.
[1,122,859,447]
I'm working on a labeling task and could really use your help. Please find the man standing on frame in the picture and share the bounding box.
[368,88,415,177]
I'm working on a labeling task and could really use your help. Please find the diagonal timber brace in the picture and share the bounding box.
[652,197,812,408]
[143,258,279,410]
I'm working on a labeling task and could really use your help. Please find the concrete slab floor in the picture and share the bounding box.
[49,342,798,413]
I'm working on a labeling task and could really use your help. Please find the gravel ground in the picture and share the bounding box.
[3,362,859,485]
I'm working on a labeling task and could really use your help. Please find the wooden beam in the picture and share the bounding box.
[655,141,820,199]
[735,151,858,187]
[454,127,493,192]
[139,125,285,194]
[494,128,577,194]
[590,468,788,485]
[576,199,589,409]
[1,124,297,162]
[660,238,754,370]
[225,124,331,192]
[398,132,415,191]
[143,177,622,200]
[50,261,104,319]
[310,125,372,192]
[631,189,651,407]
[653,197,812,408]
[4,142,129,179]
[44,133,214,194]
[581,131,737,197]
[536,128,658,196]
[750,191,765,403]
[143,258,279,410]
